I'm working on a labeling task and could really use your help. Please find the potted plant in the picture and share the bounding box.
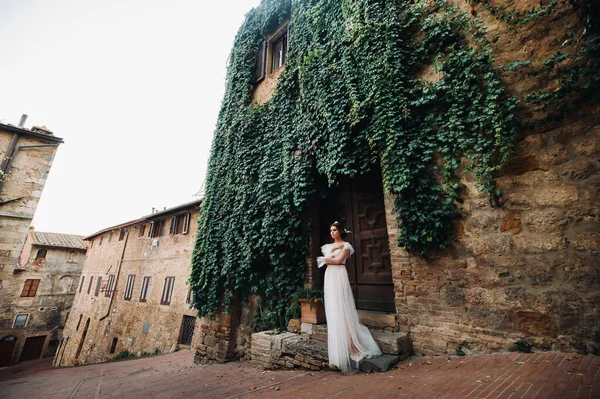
[290,287,326,324]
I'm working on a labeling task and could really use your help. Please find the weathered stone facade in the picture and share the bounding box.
[377,0,600,356]
[194,0,600,362]
[56,200,201,367]
[0,123,63,306]
[0,230,86,366]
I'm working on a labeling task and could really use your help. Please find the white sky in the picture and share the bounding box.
[0,0,260,236]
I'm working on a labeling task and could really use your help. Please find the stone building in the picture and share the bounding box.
[55,200,201,367]
[0,230,86,366]
[0,121,63,307]
[193,0,600,365]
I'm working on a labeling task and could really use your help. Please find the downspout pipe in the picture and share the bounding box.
[99,229,130,321]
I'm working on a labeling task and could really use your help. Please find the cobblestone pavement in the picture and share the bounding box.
[0,349,598,399]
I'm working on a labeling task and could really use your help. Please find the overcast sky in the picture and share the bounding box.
[0,0,260,236]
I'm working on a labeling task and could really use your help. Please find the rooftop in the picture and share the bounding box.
[84,199,202,240]
[31,231,87,250]
[0,122,64,143]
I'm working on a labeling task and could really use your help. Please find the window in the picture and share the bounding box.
[253,23,289,83]
[76,314,83,330]
[78,276,85,293]
[161,277,175,305]
[124,275,135,300]
[87,276,94,294]
[21,279,40,297]
[99,236,103,246]
[35,249,47,259]
[105,275,115,297]
[65,312,70,323]
[13,314,29,328]
[271,30,288,72]
[109,337,118,354]
[119,229,126,241]
[149,220,164,238]
[186,289,194,305]
[139,224,146,237]
[169,213,191,235]
[140,277,151,302]
[95,277,102,297]
[108,232,113,242]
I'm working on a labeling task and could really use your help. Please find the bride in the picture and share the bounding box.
[317,221,382,373]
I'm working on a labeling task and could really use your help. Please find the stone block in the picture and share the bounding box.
[300,322,313,334]
[522,209,567,233]
[559,158,599,181]
[369,330,411,356]
[287,318,301,333]
[513,234,565,254]
[532,185,579,206]
[359,354,401,373]
[358,309,397,330]
[500,212,522,235]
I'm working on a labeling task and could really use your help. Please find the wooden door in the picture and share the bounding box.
[20,336,46,362]
[0,336,17,367]
[320,166,395,312]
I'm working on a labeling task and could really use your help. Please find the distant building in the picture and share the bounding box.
[0,121,63,307]
[55,200,201,367]
[0,229,86,366]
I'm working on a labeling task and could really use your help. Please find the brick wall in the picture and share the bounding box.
[57,205,200,366]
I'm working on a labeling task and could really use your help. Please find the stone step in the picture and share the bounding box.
[300,322,412,360]
[360,354,401,373]
[357,309,397,331]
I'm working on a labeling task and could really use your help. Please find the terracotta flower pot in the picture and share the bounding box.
[299,298,326,324]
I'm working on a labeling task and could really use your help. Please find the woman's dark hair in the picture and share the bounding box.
[330,221,347,239]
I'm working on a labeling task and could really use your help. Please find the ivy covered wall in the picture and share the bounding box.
[190,0,599,353]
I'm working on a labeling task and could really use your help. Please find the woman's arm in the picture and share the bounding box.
[324,248,350,265]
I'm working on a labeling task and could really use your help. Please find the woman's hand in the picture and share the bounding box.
[324,248,350,265]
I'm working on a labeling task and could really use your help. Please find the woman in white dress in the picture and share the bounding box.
[317,221,382,373]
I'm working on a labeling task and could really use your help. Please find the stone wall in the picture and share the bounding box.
[56,204,200,366]
[0,234,85,365]
[382,0,600,356]
[0,125,62,306]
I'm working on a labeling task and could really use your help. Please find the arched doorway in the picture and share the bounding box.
[0,336,17,367]
[319,165,395,312]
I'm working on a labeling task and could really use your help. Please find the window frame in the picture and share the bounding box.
[21,279,40,297]
[105,275,115,297]
[149,220,164,238]
[13,313,29,328]
[124,274,135,300]
[140,276,151,302]
[35,248,47,259]
[160,277,175,305]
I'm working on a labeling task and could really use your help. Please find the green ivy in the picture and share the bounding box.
[189,0,597,326]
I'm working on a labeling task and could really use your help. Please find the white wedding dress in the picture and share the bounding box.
[318,242,382,373]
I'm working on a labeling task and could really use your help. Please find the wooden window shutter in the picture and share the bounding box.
[148,222,154,238]
[254,40,267,83]
[21,279,32,296]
